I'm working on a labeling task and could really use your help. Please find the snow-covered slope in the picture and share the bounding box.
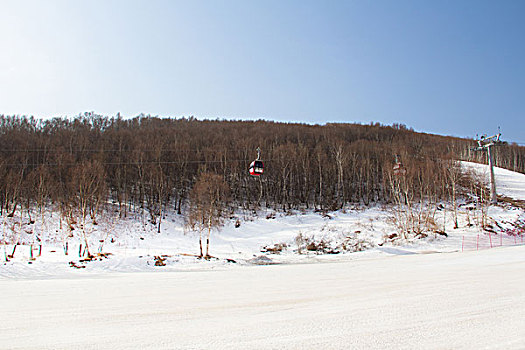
[462,161,525,201]
[2,244,525,349]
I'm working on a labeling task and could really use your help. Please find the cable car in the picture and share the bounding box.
[249,147,264,176]
[249,160,264,176]
[393,155,406,176]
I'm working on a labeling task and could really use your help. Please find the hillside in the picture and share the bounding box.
[1,163,524,349]
[1,160,524,278]
[1,115,525,276]
[1,115,523,220]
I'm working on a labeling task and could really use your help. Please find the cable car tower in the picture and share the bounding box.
[474,132,501,204]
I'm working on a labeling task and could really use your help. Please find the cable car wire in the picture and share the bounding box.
[0,158,277,168]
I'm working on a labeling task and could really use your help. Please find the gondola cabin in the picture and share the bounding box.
[249,160,264,176]
[393,161,406,176]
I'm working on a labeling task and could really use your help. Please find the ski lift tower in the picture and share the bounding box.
[474,132,501,204]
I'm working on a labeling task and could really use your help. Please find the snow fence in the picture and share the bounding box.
[462,232,525,252]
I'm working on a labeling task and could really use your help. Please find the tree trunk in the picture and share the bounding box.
[206,219,212,257]
[7,202,18,218]
[10,244,17,258]
[199,232,203,257]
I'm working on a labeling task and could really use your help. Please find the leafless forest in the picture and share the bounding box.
[1,113,524,227]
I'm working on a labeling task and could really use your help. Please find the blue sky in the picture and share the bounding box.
[0,0,524,143]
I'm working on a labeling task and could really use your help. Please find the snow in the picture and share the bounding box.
[0,161,524,348]
[462,161,525,201]
[2,246,525,349]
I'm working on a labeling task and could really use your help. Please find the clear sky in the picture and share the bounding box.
[1,0,524,143]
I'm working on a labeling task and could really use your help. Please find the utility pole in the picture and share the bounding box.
[474,132,501,204]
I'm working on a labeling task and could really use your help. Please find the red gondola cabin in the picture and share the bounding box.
[249,160,264,176]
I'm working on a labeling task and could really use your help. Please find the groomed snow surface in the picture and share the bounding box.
[462,161,525,201]
[3,246,525,349]
[1,161,525,349]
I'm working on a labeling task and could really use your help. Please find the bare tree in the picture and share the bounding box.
[69,160,107,258]
[331,141,347,209]
[187,172,230,258]
[445,160,462,229]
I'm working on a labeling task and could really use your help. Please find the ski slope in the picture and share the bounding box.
[2,245,525,349]
[462,161,525,201]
